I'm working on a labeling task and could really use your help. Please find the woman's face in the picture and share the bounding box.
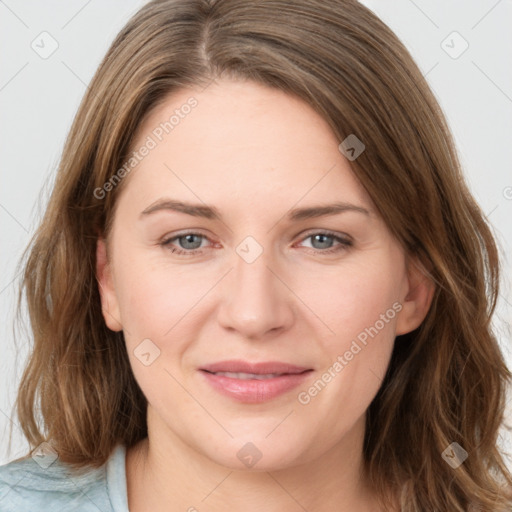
[97,79,432,471]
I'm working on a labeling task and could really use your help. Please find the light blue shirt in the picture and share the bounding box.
[0,443,129,511]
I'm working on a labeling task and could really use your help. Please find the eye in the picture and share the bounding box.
[296,231,352,254]
[159,230,352,256]
[160,232,212,255]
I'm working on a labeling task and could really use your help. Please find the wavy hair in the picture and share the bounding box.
[8,0,512,510]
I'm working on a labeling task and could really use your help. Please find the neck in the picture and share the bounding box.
[126,407,386,512]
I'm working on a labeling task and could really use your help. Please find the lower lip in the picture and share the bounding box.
[200,370,312,403]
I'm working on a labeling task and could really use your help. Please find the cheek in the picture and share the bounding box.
[113,246,209,335]
[113,258,199,395]
[318,260,401,389]
[304,258,403,348]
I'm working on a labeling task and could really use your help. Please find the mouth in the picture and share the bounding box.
[199,360,313,403]
[204,371,292,380]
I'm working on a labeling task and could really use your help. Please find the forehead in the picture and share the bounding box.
[122,79,371,213]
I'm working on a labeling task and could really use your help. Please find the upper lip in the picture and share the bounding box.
[200,360,312,375]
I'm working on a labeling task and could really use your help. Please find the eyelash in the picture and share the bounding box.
[159,230,353,256]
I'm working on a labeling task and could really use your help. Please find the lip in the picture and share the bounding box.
[199,359,313,403]
[200,360,311,375]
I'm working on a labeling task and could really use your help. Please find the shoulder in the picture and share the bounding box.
[0,444,127,512]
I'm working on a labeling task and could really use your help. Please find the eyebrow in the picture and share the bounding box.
[140,198,370,221]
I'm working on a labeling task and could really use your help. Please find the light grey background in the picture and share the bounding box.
[1,0,511,467]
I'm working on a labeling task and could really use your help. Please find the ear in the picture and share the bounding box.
[395,255,435,336]
[96,237,123,332]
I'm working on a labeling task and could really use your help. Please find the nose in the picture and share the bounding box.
[216,243,295,340]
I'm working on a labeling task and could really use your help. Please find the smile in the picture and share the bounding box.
[199,360,313,403]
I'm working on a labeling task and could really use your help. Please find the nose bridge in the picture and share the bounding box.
[216,236,293,338]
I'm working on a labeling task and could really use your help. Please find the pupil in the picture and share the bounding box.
[181,234,201,249]
[313,234,332,249]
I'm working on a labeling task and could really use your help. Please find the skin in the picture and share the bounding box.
[96,79,434,512]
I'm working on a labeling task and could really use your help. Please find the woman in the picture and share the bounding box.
[1,0,511,510]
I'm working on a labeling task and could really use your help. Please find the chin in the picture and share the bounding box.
[201,437,311,473]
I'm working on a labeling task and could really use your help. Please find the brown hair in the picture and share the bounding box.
[8,0,512,510]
